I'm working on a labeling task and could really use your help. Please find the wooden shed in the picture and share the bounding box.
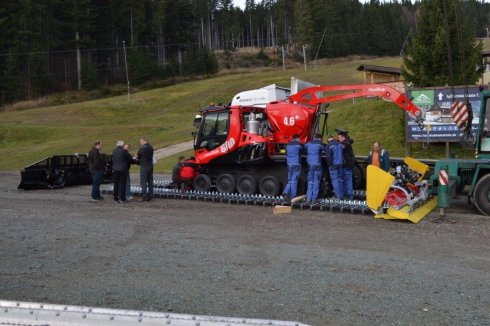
[357,64,402,84]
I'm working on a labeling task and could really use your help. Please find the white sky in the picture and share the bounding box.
[232,0,389,9]
[233,0,490,10]
[233,0,246,9]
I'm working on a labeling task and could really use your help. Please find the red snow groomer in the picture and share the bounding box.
[190,79,424,198]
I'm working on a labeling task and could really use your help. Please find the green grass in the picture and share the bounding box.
[0,56,473,172]
[154,149,195,173]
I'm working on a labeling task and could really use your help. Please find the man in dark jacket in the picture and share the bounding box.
[326,134,344,199]
[124,143,134,199]
[112,140,134,203]
[87,140,104,201]
[282,134,303,201]
[304,134,326,204]
[137,136,155,201]
[338,131,355,200]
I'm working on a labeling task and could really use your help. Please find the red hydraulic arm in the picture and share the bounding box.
[289,84,424,125]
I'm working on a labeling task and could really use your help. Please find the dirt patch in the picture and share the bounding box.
[0,171,489,325]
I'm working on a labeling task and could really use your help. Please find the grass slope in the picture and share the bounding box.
[0,56,473,172]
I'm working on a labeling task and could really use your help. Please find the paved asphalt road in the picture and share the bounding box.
[1,172,489,325]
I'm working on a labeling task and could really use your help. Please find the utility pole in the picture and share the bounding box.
[400,28,412,57]
[76,31,81,90]
[178,49,182,75]
[314,27,327,70]
[123,41,130,102]
[282,45,286,71]
[130,0,134,46]
[303,45,307,71]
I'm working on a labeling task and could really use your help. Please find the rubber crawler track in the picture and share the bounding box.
[103,179,370,214]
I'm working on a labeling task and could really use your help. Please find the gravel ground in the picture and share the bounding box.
[1,171,489,325]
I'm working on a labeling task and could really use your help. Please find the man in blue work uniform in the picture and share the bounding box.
[304,133,326,204]
[282,134,303,202]
[338,131,355,200]
[326,134,344,199]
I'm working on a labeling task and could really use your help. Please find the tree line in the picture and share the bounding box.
[0,0,489,105]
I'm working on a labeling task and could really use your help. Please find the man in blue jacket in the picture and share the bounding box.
[338,131,355,200]
[367,141,390,172]
[304,133,326,204]
[326,134,344,199]
[282,134,303,202]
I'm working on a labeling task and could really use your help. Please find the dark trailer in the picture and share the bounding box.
[18,154,112,190]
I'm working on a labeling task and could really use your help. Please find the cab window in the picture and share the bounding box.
[196,111,230,150]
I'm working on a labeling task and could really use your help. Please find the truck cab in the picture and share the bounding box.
[476,90,490,158]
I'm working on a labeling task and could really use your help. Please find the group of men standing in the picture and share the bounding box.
[87,137,155,203]
[282,131,357,204]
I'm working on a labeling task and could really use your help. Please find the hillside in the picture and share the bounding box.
[0,56,474,172]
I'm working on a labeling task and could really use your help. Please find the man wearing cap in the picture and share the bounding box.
[282,134,303,202]
[338,131,355,200]
[326,134,344,199]
[304,133,326,204]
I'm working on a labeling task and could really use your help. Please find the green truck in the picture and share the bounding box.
[431,90,490,217]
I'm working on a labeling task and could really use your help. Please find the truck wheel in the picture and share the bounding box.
[259,176,280,196]
[473,174,490,216]
[237,175,256,195]
[216,174,236,193]
[193,174,211,192]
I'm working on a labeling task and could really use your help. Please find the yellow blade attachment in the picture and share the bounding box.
[366,165,394,213]
[375,196,438,223]
[404,157,429,181]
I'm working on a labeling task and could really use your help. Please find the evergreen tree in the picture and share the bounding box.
[81,61,99,90]
[1,54,19,104]
[0,0,488,104]
[402,0,483,87]
[294,0,315,49]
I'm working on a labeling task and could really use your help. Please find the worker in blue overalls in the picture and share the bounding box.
[338,131,355,200]
[304,133,326,204]
[282,134,303,202]
[327,134,344,199]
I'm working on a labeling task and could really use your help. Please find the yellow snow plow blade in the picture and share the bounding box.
[404,157,429,181]
[367,157,436,223]
[366,165,394,214]
[375,196,438,223]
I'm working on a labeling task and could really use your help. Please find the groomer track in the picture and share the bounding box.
[103,179,370,214]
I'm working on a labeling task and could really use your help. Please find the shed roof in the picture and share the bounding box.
[356,65,401,75]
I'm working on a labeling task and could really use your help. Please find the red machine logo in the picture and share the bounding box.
[220,138,236,153]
